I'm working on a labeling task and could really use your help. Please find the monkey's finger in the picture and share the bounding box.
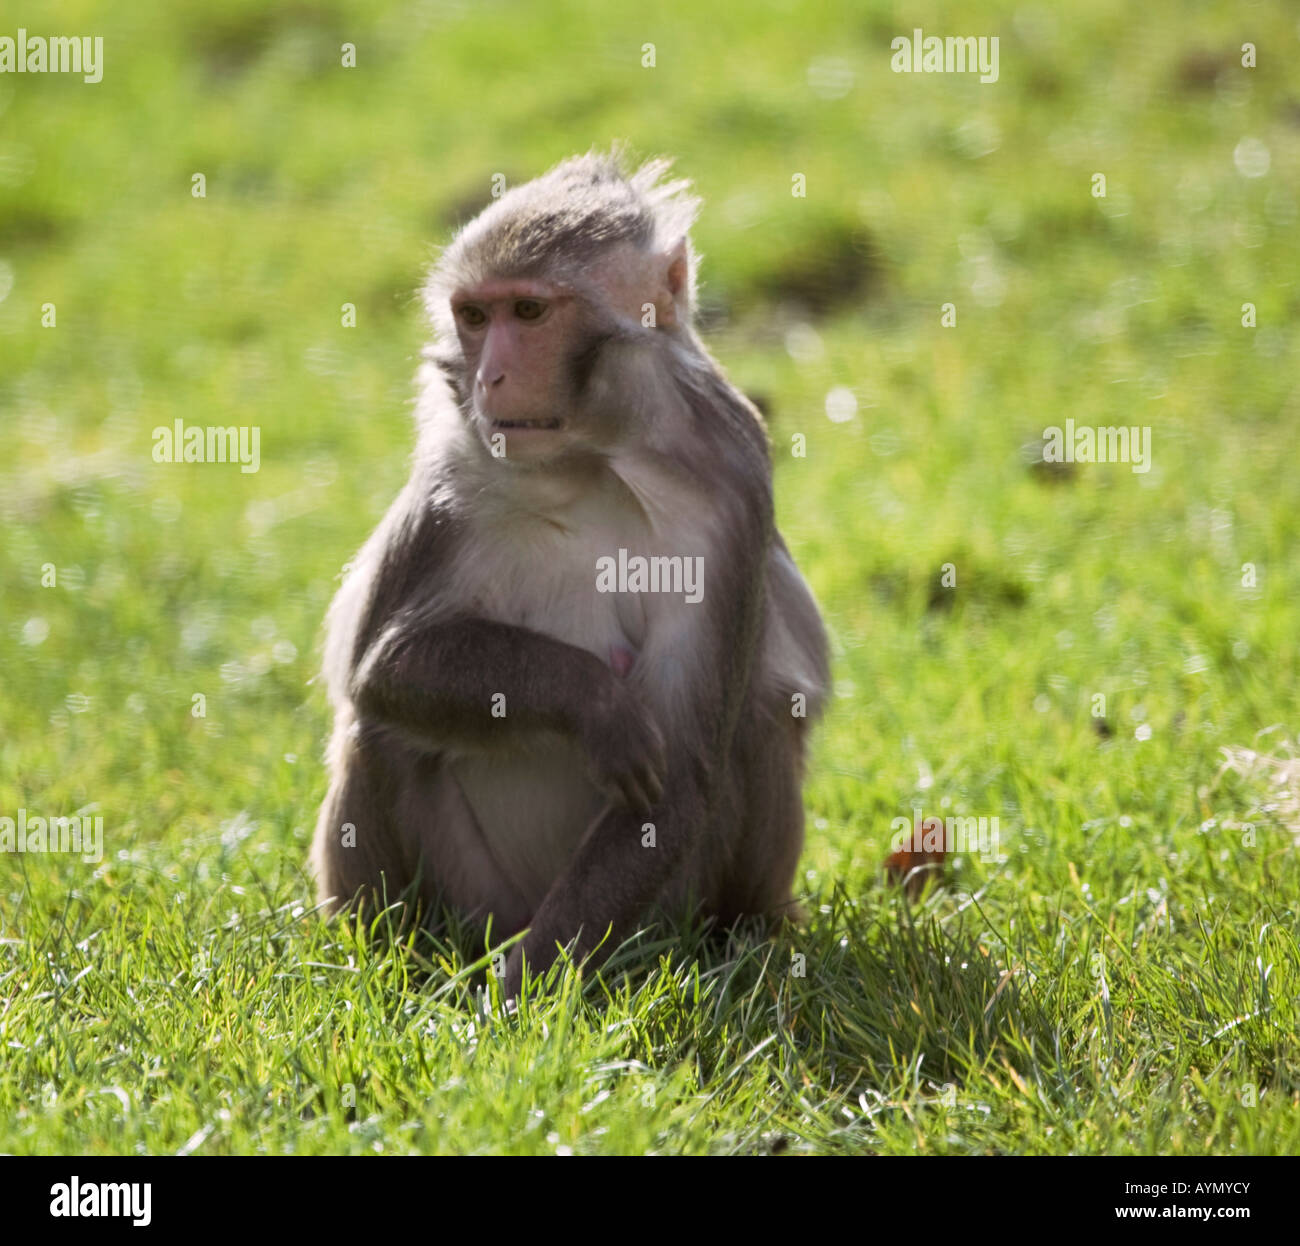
[634,760,666,812]
[619,770,654,816]
[648,737,668,787]
[643,765,665,807]
[596,769,638,812]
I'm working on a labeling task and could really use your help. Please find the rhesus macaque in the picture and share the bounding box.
[311,150,829,999]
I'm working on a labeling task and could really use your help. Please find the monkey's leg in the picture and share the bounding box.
[723,713,808,921]
[500,753,709,999]
[403,753,535,940]
[310,727,418,918]
[314,723,537,943]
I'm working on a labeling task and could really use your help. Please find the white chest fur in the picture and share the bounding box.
[447,455,711,664]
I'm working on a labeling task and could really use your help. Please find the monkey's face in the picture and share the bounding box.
[450,278,601,463]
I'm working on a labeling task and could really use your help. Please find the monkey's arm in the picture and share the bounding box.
[350,616,666,811]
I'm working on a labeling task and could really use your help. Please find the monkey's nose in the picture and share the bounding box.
[480,369,505,388]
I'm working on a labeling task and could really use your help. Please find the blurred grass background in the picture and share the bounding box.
[1,0,1298,1155]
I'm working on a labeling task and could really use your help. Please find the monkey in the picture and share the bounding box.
[310,149,829,1001]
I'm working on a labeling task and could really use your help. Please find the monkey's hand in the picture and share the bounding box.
[580,681,666,815]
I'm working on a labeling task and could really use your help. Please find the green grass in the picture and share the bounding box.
[1,0,1298,1154]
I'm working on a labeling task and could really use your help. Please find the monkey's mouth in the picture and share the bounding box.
[492,418,564,431]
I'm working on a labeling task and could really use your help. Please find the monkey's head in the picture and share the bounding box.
[424,150,701,464]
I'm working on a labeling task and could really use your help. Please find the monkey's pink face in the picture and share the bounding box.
[450,279,587,461]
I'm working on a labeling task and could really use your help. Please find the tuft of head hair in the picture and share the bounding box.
[425,148,701,320]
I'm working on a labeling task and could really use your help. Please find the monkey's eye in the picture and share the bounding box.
[513,299,547,322]
[456,305,488,329]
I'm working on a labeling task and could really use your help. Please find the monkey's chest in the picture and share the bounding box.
[441,507,682,903]
[454,509,655,665]
[442,520,633,898]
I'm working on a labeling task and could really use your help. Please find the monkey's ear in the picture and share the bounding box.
[654,237,690,329]
[665,237,689,296]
